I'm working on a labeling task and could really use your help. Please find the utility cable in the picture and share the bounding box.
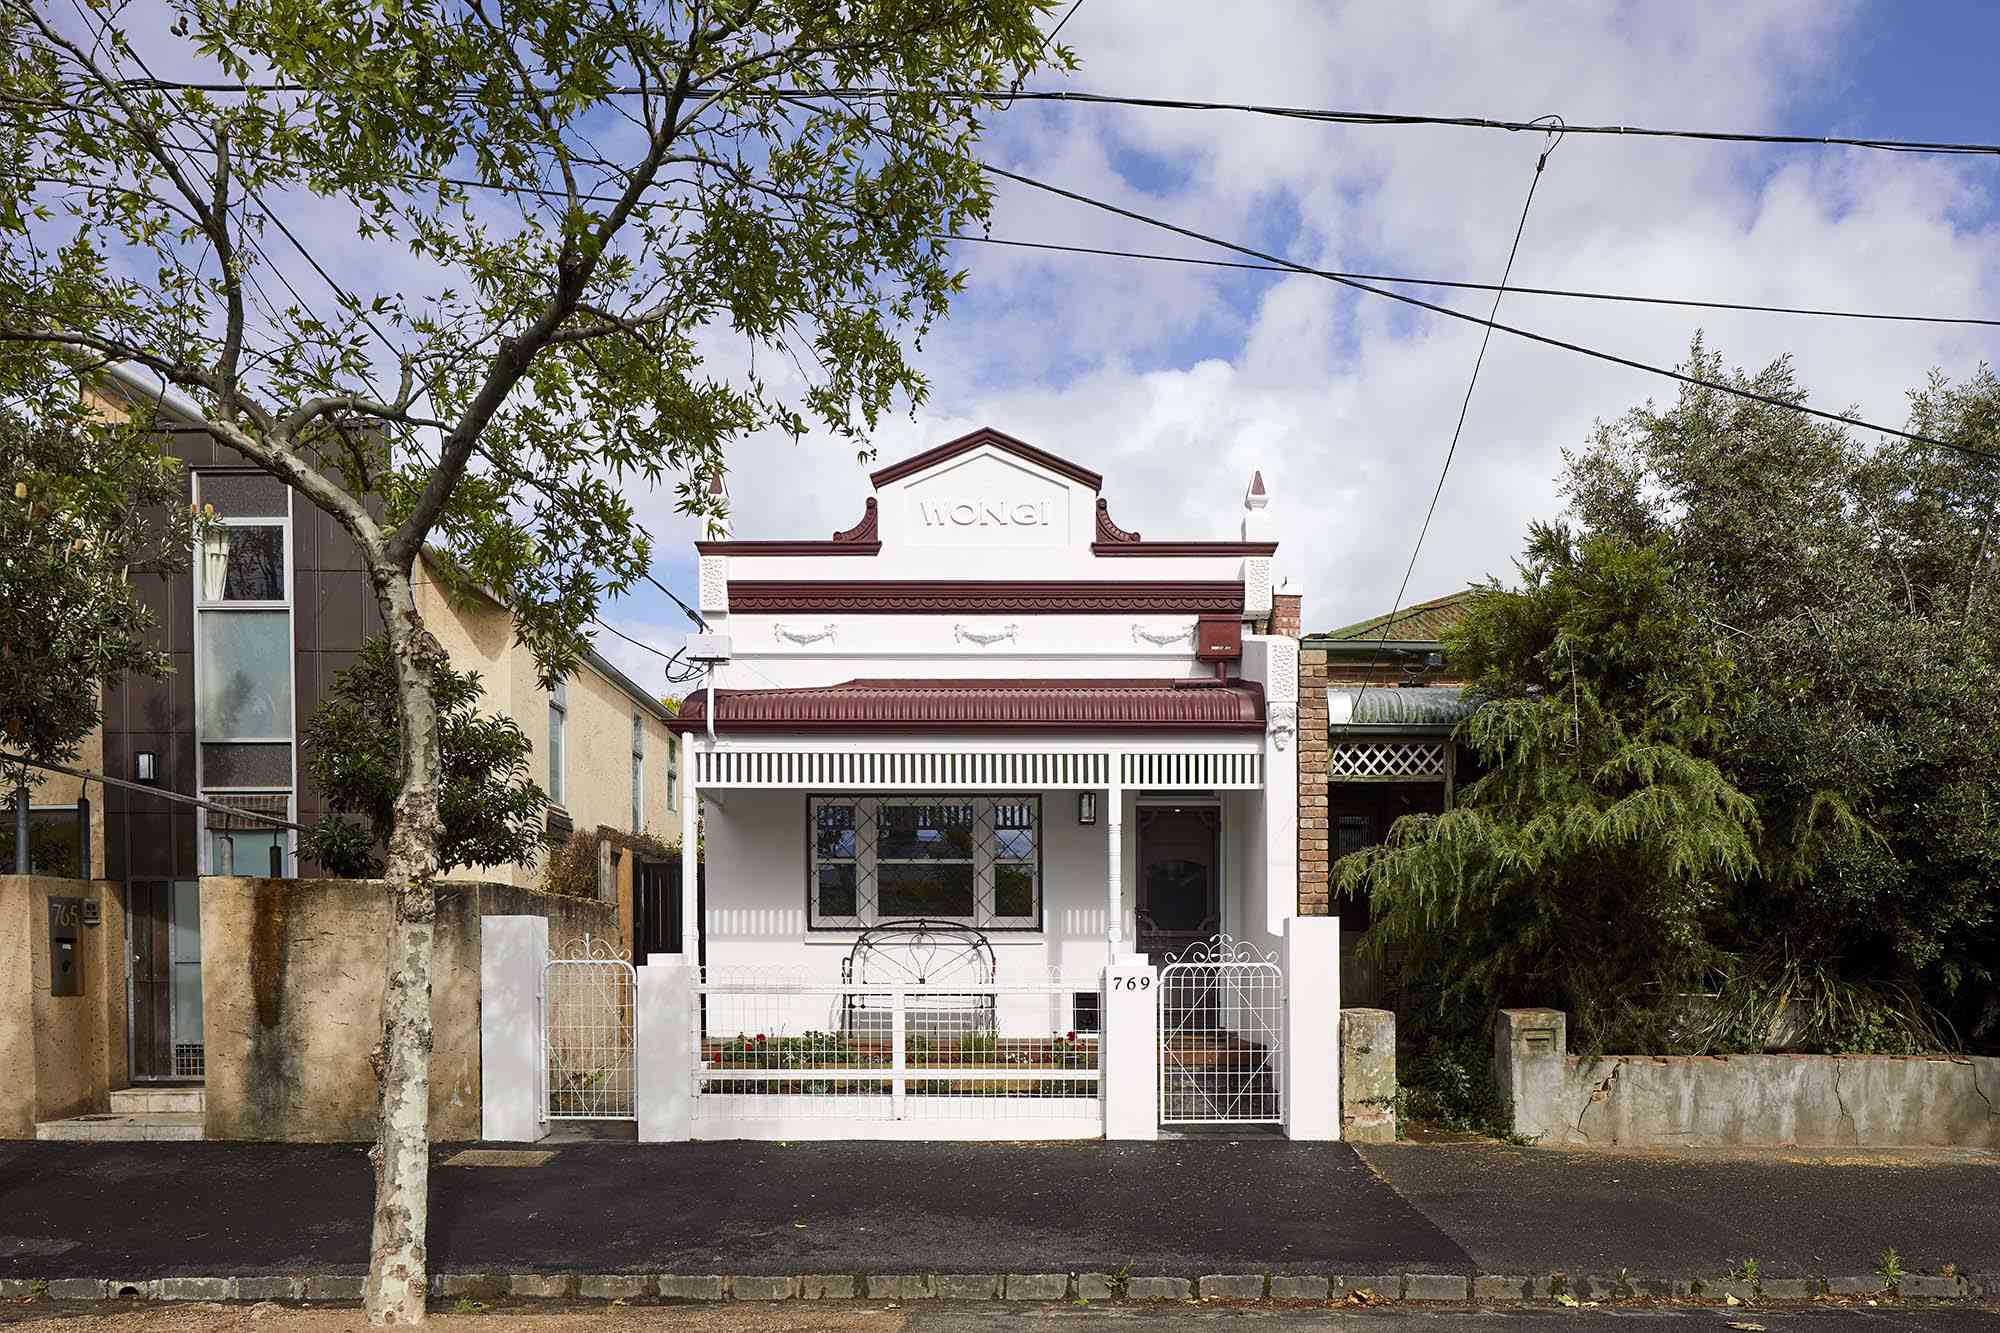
[105,78,2000,158]
[982,163,2000,464]
[1354,120,1561,710]
[931,232,2000,329]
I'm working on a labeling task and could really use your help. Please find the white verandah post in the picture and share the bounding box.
[679,730,700,965]
[1104,775,1123,959]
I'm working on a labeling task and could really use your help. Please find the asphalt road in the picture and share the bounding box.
[1356,1142,2000,1280]
[0,1138,1469,1278]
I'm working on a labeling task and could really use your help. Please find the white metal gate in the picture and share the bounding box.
[689,968,1102,1139]
[1159,936,1284,1125]
[540,935,636,1122]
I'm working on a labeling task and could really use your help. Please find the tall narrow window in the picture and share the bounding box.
[194,471,293,875]
[548,681,568,806]
[630,714,644,832]
[666,734,678,809]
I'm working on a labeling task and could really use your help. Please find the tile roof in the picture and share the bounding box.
[1313,588,1482,643]
[674,678,1265,732]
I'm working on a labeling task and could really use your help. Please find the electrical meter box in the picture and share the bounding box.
[48,897,83,997]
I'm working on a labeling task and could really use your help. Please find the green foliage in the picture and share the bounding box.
[0,353,206,792]
[538,827,600,899]
[1345,342,2000,1056]
[0,0,1073,687]
[300,635,550,876]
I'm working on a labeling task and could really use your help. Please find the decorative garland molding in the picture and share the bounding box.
[726,580,1246,615]
[953,623,1020,647]
[773,622,839,645]
[1131,623,1196,647]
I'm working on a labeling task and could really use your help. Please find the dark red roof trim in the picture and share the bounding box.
[676,677,1264,732]
[1091,540,1279,557]
[696,498,882,557]
[1088,497,1276,557]
[1095,497,1142,545]
[868,426,1103,491]
[725,580,1245,614]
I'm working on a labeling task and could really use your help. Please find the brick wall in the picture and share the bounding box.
[1271,590,1301,639]
[1297,645,1330,914]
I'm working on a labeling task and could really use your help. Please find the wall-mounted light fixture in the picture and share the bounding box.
[135,751,158,784]
[1077,791,1097,826]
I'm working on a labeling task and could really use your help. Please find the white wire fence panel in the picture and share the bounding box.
[693,972,1102,1123]
[543,944,637,1121]
[1158,936,1284,1125]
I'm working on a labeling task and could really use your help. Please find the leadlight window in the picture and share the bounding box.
[807,795,1041,931]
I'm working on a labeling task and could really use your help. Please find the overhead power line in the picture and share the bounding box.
[981,163,2000,464]
[107,78,2000,158]
[1358,120,1562,707]
[934,233,2000,329]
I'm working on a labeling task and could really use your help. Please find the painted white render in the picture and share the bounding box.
[678,429,1299,1019]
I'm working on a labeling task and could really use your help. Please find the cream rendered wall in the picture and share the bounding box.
[414,561,679,891]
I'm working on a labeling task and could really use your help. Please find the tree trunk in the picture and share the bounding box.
[363,562,449,1326]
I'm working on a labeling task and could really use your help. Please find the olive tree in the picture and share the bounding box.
[1,0,1068,1319]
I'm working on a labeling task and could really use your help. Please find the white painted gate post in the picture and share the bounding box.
[1282,915,1341,1140]
[481,915,550,1142]
[635,954,696,1142]
[1101,955,1158,1141]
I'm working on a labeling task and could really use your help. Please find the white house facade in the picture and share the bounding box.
[675,428,1301,985]
[508,428,1339,1143]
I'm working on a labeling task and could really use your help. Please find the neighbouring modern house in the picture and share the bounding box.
[20,367,682,1088]
[1296,588,1480,1004]
[666,427,1298,1050]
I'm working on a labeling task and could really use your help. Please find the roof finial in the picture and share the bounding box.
[704,467,732,540]
[1241,468,1273,541]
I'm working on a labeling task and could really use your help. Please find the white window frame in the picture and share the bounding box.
[191,472,296,875]
[548,680,569,807]
[630,713,644,832]
[807,793,1042,932]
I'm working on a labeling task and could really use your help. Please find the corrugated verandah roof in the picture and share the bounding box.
[1313,588,1481,643]
[676,678,1265,732]
[1329,685,1479,728]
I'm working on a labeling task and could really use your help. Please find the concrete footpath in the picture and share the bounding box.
[0,1138,1993,1303]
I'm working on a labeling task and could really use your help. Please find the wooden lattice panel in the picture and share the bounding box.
[1328,738,1447,781]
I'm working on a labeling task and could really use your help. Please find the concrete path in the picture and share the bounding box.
[1356,1142,2000,1281]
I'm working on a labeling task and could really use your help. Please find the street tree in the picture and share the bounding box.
[0,0,1069,1320]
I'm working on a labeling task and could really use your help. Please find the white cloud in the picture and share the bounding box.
[638,0,1999,637]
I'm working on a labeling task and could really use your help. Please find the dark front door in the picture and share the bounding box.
[128,880,173,1079]
[1136,805,1220,965]
[633,859,704,967]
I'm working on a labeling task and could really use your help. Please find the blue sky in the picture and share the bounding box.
[560,3,2000,688]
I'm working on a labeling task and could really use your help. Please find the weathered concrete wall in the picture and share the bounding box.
[0,876,122,1136]
[200,876,615,1142]
[1495,1008,2000,1149]
[1339,1008,1397,1142]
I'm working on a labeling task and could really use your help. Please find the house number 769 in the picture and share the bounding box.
[1113,975,1151,990]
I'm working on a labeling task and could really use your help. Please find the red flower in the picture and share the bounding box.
[1064,1031,1077,1042]
[755,1033,767,1042]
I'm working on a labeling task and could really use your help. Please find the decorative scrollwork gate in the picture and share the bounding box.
[541,934,637,1122]
[1158,935,1283,1125]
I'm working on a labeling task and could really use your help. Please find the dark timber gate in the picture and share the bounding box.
[633,858,703,966]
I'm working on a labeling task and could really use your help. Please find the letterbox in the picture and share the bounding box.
[48,896,83,997]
